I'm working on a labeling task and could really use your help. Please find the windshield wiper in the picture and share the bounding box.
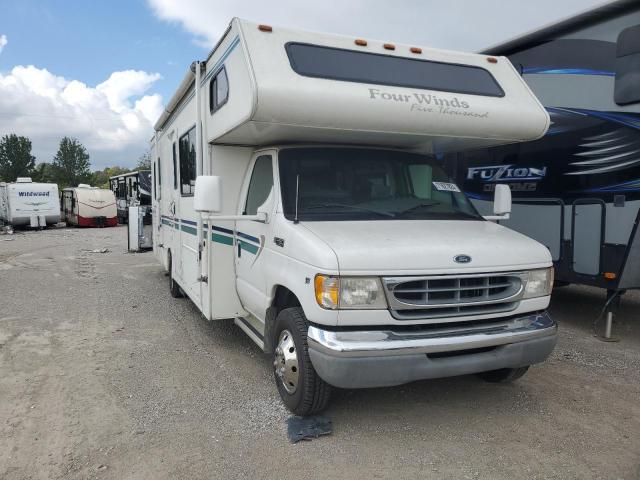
[395,201,440,217]
[305,203,395,218]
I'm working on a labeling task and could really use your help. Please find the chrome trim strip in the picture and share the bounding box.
[307,312,556,358]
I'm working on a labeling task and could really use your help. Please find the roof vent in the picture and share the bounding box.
[78,183,92,188]
[16,177,32,183]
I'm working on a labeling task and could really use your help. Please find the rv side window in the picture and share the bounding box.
[285,43,504,97]
[157,157,162,199]
[244,155,273,215]
[209,67,229,114]
[172,142,178,190]
[615,24,640,105]
[179,127,196,196]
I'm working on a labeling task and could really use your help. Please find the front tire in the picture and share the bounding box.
[477,366,529,383]
[272,307,331,416]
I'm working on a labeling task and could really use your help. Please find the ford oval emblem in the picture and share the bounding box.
[454,254,472,264]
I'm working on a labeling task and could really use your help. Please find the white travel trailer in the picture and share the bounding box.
[0,177,60,227]
[61,185,117,227]
[151,18,556,415]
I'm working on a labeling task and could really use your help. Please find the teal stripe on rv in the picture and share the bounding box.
[238,239,259,255]
[160,215,258,254]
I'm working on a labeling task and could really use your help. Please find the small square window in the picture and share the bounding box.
[209,67,229,113]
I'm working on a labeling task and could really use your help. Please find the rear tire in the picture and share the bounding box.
[272,307,331,416]
[477,366,529,383]
[168,252,183,298]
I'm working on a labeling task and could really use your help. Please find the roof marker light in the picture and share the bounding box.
[604,272,616,280]
[258,24,273,32]
[410,47,422,54]
[355,39,368,46]
[487,57,498,63]
[384,43,396,50]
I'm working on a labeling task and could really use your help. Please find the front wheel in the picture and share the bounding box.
[477,366,529,383]
[272,307,331,416]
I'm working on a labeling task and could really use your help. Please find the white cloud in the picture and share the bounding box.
[0,34,7,54]
[146,0,608,52]
[0,66,163,169]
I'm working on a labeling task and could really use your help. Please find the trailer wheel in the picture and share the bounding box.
[477,366,529,383]
[168,252,183,298]
[272,307,331,416]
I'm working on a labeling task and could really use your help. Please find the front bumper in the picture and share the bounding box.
[307,311,557,389]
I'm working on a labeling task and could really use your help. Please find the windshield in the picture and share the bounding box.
[279,148,482,222]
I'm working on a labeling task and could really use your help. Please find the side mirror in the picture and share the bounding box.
[493,184,512,216]
[194,175,222,213]
[483,184,511,221]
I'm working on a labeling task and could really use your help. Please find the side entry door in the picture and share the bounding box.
[235,153,275,319]
[572,199,605,276]
[166,141,180,272]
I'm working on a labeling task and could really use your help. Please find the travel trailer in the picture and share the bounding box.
[61,185,117,227]
[109,170,151,223]
[446,0,640,307]
[0,177,60,227]
[151,18,556,415]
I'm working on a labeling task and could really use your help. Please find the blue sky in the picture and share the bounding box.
[0,0,203,104]
[0,0,608,170]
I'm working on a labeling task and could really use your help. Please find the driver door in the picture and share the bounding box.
[235,152,275,319]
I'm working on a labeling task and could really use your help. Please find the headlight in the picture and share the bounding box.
[523,268,554,299]
[314,275,387,310]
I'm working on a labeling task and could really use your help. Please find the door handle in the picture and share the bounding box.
[237,240,242,258]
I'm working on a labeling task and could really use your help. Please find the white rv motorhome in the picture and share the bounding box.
[151,18,557,415]
[0,177,60,227]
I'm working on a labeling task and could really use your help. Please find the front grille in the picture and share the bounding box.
[383,273,524,321]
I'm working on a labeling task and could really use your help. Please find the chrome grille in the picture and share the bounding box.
[383,273,525,321]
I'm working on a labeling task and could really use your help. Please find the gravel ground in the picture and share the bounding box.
[0,226,639,479]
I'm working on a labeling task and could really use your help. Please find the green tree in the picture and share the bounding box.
[31,162,56,183]
[0,134,36,182]
[136,150,151,170]
[52,137,91,188]
[91,166,130,189]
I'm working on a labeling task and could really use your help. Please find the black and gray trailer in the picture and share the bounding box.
[446,0,640,316]
[109,170,151,224]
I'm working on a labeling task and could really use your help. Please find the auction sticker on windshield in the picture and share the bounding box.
[432,182,461,192]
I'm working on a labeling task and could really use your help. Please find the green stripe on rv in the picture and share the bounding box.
[238,240,259,255]
[162,218,255,253]
[212,233,234,246]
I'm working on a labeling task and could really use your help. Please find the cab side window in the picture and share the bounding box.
[244,155,273,215]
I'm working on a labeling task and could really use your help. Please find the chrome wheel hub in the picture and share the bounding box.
[274,329,299,394]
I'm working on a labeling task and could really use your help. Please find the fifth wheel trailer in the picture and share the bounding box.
[109,170,151,224]
[0,177,60,227]
[446,0,640,304]
[151,18,556,415]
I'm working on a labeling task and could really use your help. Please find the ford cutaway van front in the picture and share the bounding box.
[274,147,557,390]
